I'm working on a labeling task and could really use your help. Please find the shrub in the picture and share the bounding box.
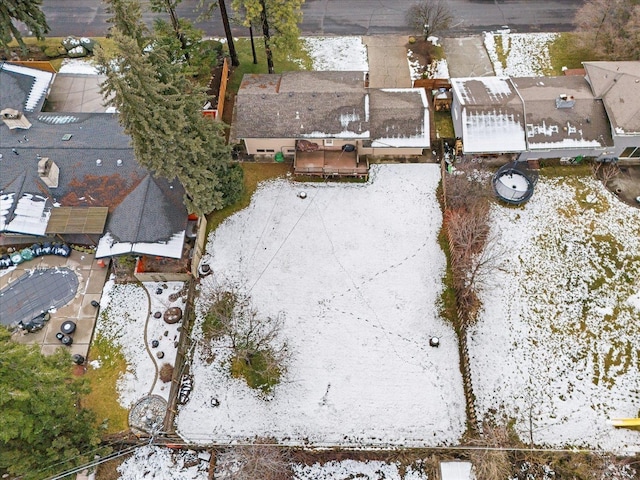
[159,363,174,383]
[202,290,238,341]
[230,350,282,394]
[43,46,61,58]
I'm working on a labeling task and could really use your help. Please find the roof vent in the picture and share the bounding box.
[96,159,102,166]
[1,108,32,130]
[556,94,575,109]
[38,157,60,189]
[116,159,123,167]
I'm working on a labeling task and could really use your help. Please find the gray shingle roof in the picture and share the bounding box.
[106,174,186,244]
[512,76,613,149]
[583,61,640,134]
[369,89,429,147]
[1,65,187,245]
[0,62,54,112]
[234,72,429,145]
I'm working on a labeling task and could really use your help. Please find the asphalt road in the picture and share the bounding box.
[39,0,583,38]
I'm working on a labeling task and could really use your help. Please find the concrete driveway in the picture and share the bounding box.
[363,35,412,88]
[44,74,111,113]
[442,36,495,78]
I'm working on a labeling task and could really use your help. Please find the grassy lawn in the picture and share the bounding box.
[224,38,312,94]
[206,162,293,235]
[83,332,130,434]
[434,111,455,139]
[7,36,116,71]
[548,32,600,75]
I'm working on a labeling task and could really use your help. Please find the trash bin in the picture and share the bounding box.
[275,152,284,163]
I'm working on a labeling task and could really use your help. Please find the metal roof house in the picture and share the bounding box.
[450,75,613,161]
[233,71,430,178]
[0,62,188,260]
[583,61,640,164]
[450,76,526,155]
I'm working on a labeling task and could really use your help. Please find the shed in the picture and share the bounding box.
[440,461,475,480]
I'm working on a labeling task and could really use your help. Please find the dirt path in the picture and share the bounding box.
[141,284,159,395]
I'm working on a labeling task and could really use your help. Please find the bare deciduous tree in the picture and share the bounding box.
[406,0,454,40]
[574,0,640,60]
[203,283,289,392]
[468,422,514,480]
[591,161,621,186]
[443,166,503,326]
[215,438,293,480]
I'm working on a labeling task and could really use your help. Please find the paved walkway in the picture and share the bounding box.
[363,36,412,88]
[442,36,495,78]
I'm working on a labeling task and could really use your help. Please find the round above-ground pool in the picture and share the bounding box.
[0,268,78,328]
[492,162,538,205]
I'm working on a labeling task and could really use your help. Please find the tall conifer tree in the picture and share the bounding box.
[98,0,243,214]
[0,330,101,479]
[0,0,49,51]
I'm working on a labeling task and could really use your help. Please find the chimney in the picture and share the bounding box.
[38,157,60,188]
[556,94,575,109]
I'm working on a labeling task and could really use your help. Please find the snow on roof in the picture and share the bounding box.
[440,461,475,480]
[1,63,54,112]
[0,193,14,231]
[305,129,370,139]
[95,231,185,259]
[461,109,526,153]
[292,460,428,479]
[528,137,604,150]
[370,88,430,148]
[3,193,50,236]
[452,77,516,105]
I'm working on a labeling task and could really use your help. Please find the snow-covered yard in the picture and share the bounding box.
[177,164,466,446]
[484,31,557,76]
[302,36,368,71]
[471,174,640,452]
[116,446,430,480]
[95,279,187,408]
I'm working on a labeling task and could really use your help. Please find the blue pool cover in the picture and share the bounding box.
[0,268,78,327]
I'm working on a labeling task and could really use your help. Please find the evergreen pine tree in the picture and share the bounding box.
[0,0,49,52]
[97,0,243,214]
[0,330,101,479]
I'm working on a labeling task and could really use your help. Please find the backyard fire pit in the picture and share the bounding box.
[163,307,183,324]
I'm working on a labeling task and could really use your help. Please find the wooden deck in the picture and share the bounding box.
[294,149,369,179]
